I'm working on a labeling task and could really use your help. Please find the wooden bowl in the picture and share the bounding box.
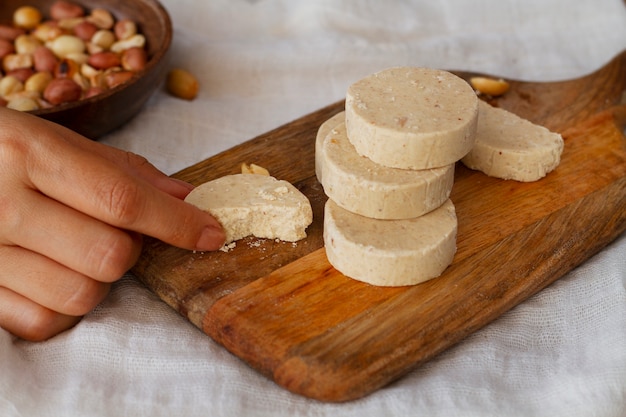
[0,0,172,139]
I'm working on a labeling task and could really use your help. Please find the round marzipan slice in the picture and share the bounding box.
[345,66,478,170]
[185,174,313,244]
[461,100,564,182]
[323,198,457,286]
[321,122,454,219]
[315,110,345,183]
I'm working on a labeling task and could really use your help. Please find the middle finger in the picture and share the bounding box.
[0,245,111,316]
[2,188,142,283]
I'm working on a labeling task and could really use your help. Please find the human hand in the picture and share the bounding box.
[0,108,225,341]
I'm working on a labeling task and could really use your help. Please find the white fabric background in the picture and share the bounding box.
[2,0,626,416]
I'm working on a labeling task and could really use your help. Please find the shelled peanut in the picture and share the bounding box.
[0,1,149,111]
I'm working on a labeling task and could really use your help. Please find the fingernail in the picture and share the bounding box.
[171,178,195,192]
[196,226,226,251]
[164,178,195,200]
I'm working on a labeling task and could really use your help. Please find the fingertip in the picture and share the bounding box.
[195,225,226,251]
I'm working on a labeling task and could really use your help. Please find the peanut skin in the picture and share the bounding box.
[73,20,98,41]
[0,25,25,41]
[121,47,147,72]
[87,51,121,70]
[105,70,134,88]
[33,45,59,72]
[43,77,82,104]
[50,1,85,20]
[0,39,15,60]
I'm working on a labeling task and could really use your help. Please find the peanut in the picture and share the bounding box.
[13,6,43,30]
[43,77,82,104]
[470,76,510,97]
[72,72,90,90]
[241,163,270,176]
[47,34,85,58]
[121,47,147,72]
[110,34,145,53]
[90,29,115,50]
[114,20,137,41]
[85,41,104,55]
[88,51,121,70]
[105,70,134,88]
[14,34,41,55]
[166,68,199,100]
[0,39,15,60]
[5,90,39,102]
[88,8,114,30]
[0,76,24,97]
[7,68,34,83]
[31,22,64,42]
[57,17,84,31]
[33,45,59,72]
[73,20,98,41]
[80,62,100,78]
[50,1,85,20]
[65,52,89,65]
[25,71,53,93]
[84,86,104,98]
[7,96,39,111]
[88,72,107,90]
[3,53,33,72]
[0,25,26,41]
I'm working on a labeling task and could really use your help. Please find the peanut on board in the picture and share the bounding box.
[470,76,510,97]
[0,1,151,111]
[241,163,270,176]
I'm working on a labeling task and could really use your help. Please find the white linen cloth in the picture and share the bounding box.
[2,0,626,415]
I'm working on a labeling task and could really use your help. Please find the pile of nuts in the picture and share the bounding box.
[0,1,149,111]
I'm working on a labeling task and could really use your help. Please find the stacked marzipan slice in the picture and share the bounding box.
[317,67,479,286]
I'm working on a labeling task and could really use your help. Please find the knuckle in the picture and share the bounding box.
[124,150,151,170]
[20,315,56,341]
[88,230,139,282]
[0,195,22,237]
[0,134,28,167]
[0,139,27,237]
[97,175,144,227]
[18,308,68,342]
[61,279,110,316]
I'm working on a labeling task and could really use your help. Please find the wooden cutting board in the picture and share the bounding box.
[132,52,626,402]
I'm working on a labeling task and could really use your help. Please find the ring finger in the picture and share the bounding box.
[0,244,111,317]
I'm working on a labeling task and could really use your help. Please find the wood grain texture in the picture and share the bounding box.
[132,51,626,402]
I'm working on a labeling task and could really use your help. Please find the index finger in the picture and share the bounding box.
[29,138,225,252]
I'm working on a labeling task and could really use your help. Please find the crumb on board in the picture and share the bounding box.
[220,242,237,252]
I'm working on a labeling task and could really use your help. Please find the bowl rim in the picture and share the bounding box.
[28,0,173,117]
